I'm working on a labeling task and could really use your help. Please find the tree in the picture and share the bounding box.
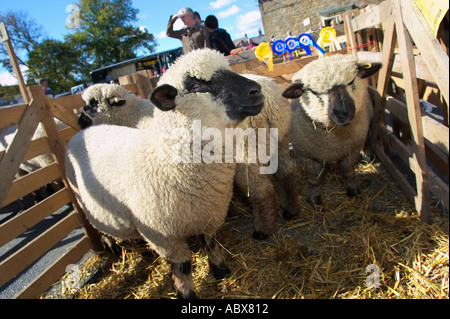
[0,10,45,72]
[69,0,157,70]
[27,39,89,93]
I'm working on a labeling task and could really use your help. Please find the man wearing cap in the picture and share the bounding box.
[166,7,211,54]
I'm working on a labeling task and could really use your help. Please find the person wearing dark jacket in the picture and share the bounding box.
[204,15,235,56]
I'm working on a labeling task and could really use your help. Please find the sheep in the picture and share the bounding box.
[282,54,381,205]
[65,48,265,299]
[78,83,154,129]
[233,74,301,240]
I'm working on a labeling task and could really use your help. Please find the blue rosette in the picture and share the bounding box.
[272,40,286,55]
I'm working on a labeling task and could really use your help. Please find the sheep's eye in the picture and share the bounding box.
[190,82,203,93]
[348,79,356,90]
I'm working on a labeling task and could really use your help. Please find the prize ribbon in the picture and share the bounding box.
[297,33,325,56]
[271,40,286,55]
[317,26,337,50]
[255,42,274,71]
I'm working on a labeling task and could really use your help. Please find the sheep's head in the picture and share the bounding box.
[151,49,265,127]
[282,55,381,126]
[79,84,129,128]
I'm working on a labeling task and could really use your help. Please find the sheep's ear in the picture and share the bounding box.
[150,84,178,111]
[282,82,304,99]
[356,63,382,79]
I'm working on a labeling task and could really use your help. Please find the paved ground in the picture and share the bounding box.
[0,197,85,299]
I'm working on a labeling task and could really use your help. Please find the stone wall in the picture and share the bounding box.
[258,0,382,40]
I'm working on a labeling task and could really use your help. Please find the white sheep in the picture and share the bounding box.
[65,49,265,299]
[78,83,154,129]
[282,54,381,205]
[234,74,301,240]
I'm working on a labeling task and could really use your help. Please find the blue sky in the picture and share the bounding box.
[0,0,264,85]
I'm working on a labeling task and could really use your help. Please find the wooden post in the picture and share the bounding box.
[28,86,104,251]
[0,22,30,103]
[393,0,432,223]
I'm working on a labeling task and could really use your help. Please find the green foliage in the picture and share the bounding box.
[27,39,89,93]
[1,0,157,93]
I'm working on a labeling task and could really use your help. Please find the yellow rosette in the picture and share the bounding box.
[255,42,273,71]
[317,26,337,51]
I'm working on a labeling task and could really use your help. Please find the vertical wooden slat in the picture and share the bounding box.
[29,86,104,251]
[393,0,431,223]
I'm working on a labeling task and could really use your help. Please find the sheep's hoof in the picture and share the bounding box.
[101,236,122,256]
[177,290,198,299]
[306,196,322,206]
[282,208,297,220]
[346,187,361,198]
[252,231,270,241]
[210,262,231,280]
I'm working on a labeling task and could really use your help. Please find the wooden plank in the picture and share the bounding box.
[0,127,77,163]
[121,83,138,95]
[52,94,85,111]
[0,102,42,207]
[376,6,396,98]
[375,143,416,204]
[385,96,449,155]
[0,103,27,128]
[29,86,104,252]
[357,51,434,83]
[16,235,91,299]
[401,0,449,105]
[422,114,449,155]
[51,100,81,131]
[394,0,431,222]
[59,126,78,147]
[132,71,153,98]
[0,211,80,288]
[4,36,30,103]
[0,188,71,247]
[353,0,390,31]
[379,125,449,211]
[1,162,60,208]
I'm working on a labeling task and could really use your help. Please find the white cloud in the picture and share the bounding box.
[157,30,167,39]
[210,0,236,9]
[218,5,241,19]
[234,10,264,39]
[0,72,18,86]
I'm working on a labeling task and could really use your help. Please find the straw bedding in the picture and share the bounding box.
[47,159,449,299]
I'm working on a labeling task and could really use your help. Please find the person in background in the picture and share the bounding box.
[247,38,257,50]
[204,15,235,56]
[193,11,204,26]
[39,78,54,98]
[166,7,211,54]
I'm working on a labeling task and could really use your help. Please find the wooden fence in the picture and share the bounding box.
[0,89,103,298]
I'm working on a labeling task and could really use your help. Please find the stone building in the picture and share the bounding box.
[257,0,382,41]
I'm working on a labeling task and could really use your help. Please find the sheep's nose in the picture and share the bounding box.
[249,88,260,96]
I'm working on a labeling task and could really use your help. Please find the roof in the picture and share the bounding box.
[90,47,183,74]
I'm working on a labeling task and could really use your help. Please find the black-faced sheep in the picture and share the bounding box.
[282,54,381,205]
[234,74,301,240]
[65,49,265,299]
[78,83,154,129]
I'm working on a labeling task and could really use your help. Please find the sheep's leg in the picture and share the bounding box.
[234,164,278,240]
[249,180,278,240]
[139,230,196,299]
[169,260,197,299]
[202,234,230,280]
[273,139,301,220]
[337,150,361,198]
[305,158,325,205]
